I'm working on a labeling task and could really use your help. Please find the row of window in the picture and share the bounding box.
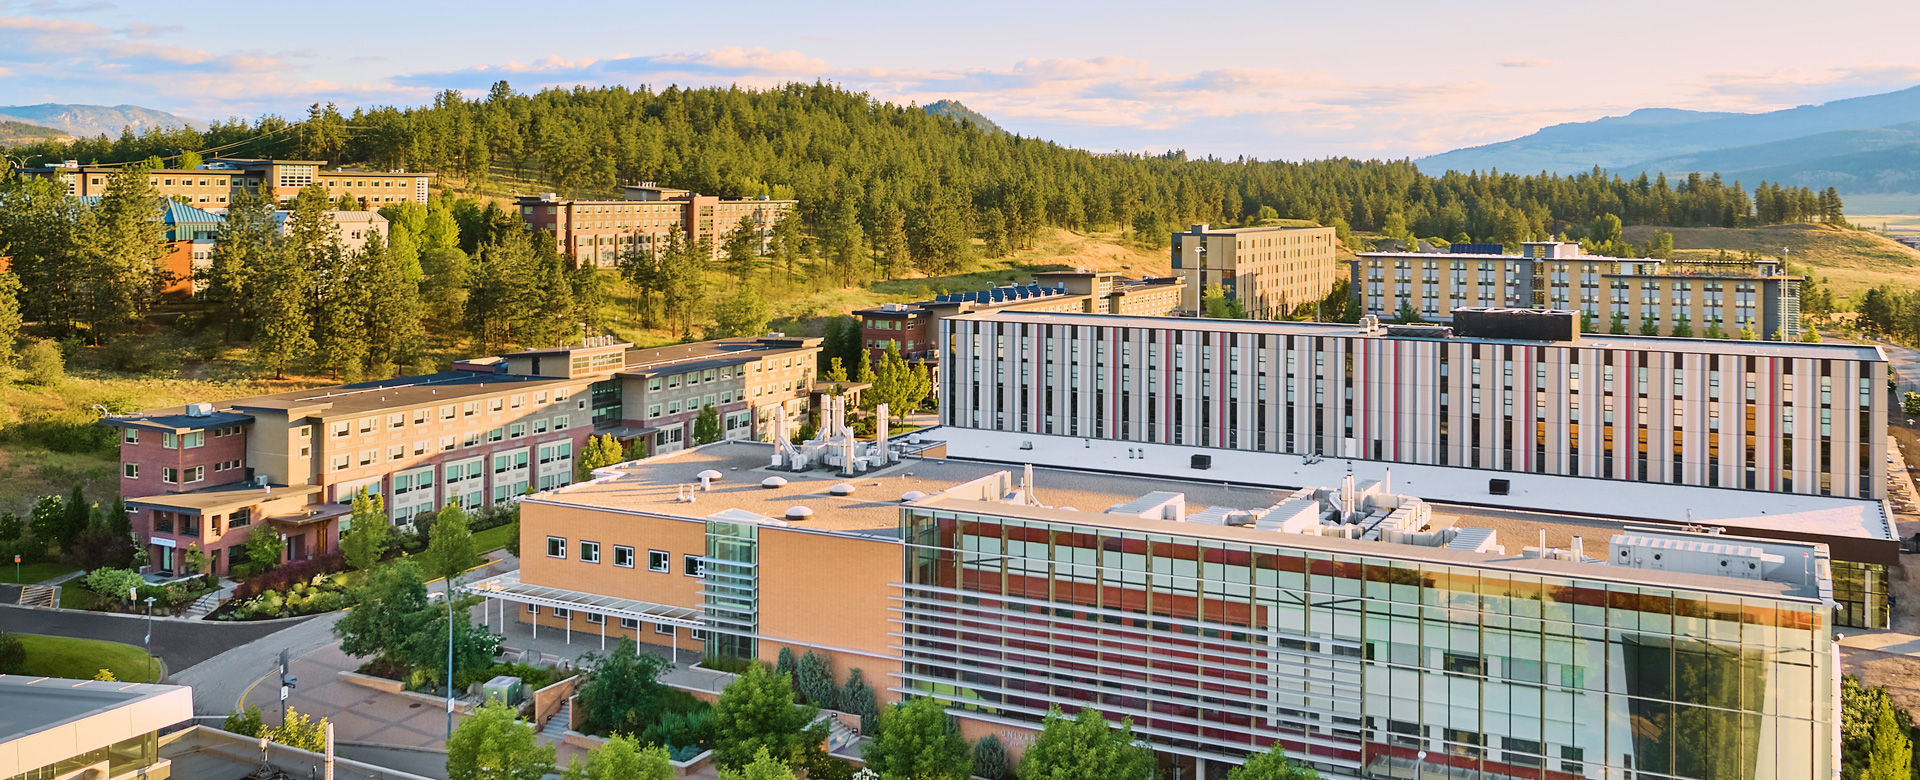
[546,536,705,577]
[329,427,569,472]
[328,391,574,438]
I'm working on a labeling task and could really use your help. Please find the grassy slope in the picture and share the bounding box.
[1621,222,1920,301]
[14,634,159,682]
[471,523,515,554]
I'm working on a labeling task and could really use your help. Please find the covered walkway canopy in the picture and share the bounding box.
[459,570,707,655]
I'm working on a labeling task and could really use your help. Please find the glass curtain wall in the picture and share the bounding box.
[899,508,1833,780]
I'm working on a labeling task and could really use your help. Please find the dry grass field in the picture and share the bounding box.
[1622,223,1920,301]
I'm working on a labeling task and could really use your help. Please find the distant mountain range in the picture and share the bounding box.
[0,120,68,147]
[924,100,1004,134]
[0,103,202,139]
[1418,84,1920,194]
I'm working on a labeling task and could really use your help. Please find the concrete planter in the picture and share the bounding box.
[559,730,712,780]
[337,670,406,694]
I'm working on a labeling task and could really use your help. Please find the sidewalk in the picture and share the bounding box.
[473,598,735,695]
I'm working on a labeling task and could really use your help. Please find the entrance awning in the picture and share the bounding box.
[459,571,706,628]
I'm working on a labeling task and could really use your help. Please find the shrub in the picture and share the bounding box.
[18,339,63,385]
[231,553,347,601]
[470,503,519,532]
[84,567,144,604]
[796,651,837,710]
[223,705,264,737]
[0,632,25,674]
[636,707,715,755]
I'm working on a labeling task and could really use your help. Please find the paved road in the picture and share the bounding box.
[0,604,317,672]
[1876,338,1920,402]
[173,611,347,716]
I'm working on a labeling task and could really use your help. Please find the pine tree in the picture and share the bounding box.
[205,190,279,342]
[79,167,168,343]
[252,236,314,379]
[723,215,760,288]
[361,229,425,374]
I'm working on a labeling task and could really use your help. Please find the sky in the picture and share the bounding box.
[3,0,1920,161]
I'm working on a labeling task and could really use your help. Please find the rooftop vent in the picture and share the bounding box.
[785,506,815,522]
[762,476,788,489]
[900,490,929,503]
[830,483,856,497]
[697,469,724,481]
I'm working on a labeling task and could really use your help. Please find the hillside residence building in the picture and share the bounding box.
[467,437,1840,779]
[19,158,432,207]
[516,183,796,267]
[1171,224,1340,319]
[1354,242,1804,339]
[103,335,821,577]
[853,270,1182,367]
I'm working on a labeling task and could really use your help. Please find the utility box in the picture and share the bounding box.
[482,675,524,705]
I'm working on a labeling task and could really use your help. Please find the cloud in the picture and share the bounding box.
[23,0,113,13]
[1498,58,1560,69]
[1694,64,1920,109]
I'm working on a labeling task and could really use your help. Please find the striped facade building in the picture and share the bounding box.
[938,310,1888,501]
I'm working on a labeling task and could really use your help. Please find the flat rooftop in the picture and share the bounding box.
[936,427,1894,542]
[0,677,192,778]
[529,439,1831,601]
[947,310,1887,361]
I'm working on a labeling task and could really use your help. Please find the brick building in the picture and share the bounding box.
[853,270,1181,370]
[104,334,821,576]
[516,183,796,267]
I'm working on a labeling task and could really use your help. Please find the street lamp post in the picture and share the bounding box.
[1413,750,1428,780]
[130,588,156,682]
[446,571,456,739]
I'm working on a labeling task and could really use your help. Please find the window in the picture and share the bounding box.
[488,428,504,443]
[388,445,405,461]
[527,604,539,615]
[359,417,375,433]
[655,623,675,636]
[359,450,375,466]
[162,467,178,483]
[689,627,707,641]
[546,536,567,558]
[463,402,478,417]
[331,422,349,438]
[123,429,139,444]
[613,546,635,568]
[442,436,456,451]
[490,398,504,412]
[442,404,456,420]
[124,463,139,479]
[683,554,706,578]
[331,455,349,472]
[584,613,604,625]
[553,608,571,619]
[579,541,600,563]
[554,415,569,430]
[510,423,526,438]
[389,413,405,429]
[163,431,177,449]
[648,550,670,572]
[186,466,204,483]
[414,409,429,425]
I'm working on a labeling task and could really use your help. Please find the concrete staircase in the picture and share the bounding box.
[821,713,860,754]
[541,699,572,740]
[182,579,237,620]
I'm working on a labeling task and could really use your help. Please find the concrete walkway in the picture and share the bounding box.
[173,610,348,716]
[470,596,735,695]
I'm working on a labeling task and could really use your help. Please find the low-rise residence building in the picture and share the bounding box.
[853,270,1181,373]
[103,334,821,576]
[19,158,432,208]
[1353,241,1804,339]
[1171,223,1341,318]
[516,183,796,267]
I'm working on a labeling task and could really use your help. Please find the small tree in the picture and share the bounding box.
[1638,315,1660,336]
[85,567,144,604]
[1670,314,1692,338]
[574,638,673,735]
[860,697,973,780]
[181,544,209,576]
[796,651,837,710]
[1904,393,1920,418]
[575,434,626,481]
[562,734,673,780]
[1608,312,1628,335]
[1018,706,1153,780]
[776,646,798,680]
[341,489,393,571]
[1738,324,1758,340]
[1704,322,1727,339]
[264,706,329,752]
[711,663,824,770]
[694,405,723,445]
[243,525,285,573]
[973,734,1011,780]
[222,705,264,737]
[334,559,432,668]
[425,502,480,581]
[446,699,556,780]
[1865,697,1913,780]
[840,667,879,733]
[1225,742,1321,780]
[1801,328,1822,343]
[1578,311,1594,333]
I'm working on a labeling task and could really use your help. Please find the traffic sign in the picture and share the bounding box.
[280,686,289,702]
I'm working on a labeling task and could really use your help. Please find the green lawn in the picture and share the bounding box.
[59,586,97,610]
[471,523,516,554]
[13,634,159,682]
[0,561,77,584]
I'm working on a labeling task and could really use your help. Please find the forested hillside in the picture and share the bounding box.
[11,81,1843,262]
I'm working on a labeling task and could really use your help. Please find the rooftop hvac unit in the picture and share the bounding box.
[185,402,216,417]
[1488,478,1510,496]
[1190,454,1212,470]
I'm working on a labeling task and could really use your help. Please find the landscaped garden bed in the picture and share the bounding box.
[62,567,215,616]
[210,553,355,620]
